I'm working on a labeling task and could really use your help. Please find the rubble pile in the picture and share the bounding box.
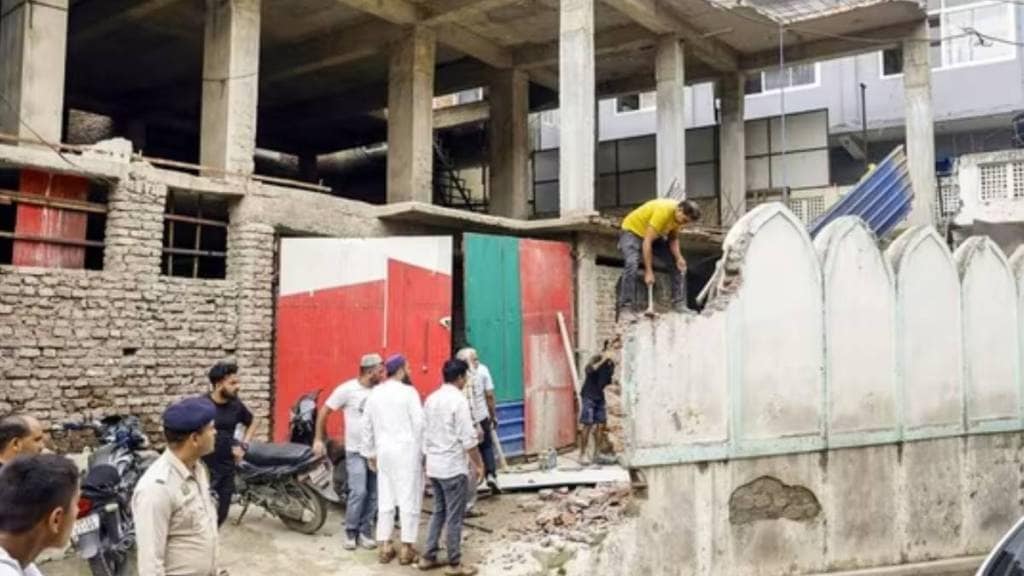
[521,482,633,545]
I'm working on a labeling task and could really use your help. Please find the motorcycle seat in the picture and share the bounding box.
[244,441,316,467]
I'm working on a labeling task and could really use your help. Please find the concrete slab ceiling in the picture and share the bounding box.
[61,0,924,157]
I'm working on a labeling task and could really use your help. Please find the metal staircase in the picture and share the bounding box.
[433,138,488,212]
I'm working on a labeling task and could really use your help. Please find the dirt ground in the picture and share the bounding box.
[40,490,549,576]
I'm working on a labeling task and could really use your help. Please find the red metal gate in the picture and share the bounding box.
[519,238,576,453]
[274,238,452,441]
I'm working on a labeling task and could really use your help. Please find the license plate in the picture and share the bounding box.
[73,514,100,538]
[307,462,330,486]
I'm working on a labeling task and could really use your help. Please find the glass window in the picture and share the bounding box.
[615,92,656,113]
[746,64,818,95]
[943,3,1014,66]
[616,94,641,113]
[880,1,1013,75]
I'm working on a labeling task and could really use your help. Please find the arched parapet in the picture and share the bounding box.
[815,216,898,446]
[886,226,963,439]
[724,203,825,456]
[955,236,1020,432]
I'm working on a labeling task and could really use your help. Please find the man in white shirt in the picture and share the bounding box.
[456,348,499,516]
[313,353,385,551]
[0,455,81,576]
[418,358,483,576]
[361,354,424,565]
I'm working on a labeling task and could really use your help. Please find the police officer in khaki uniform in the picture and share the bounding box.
[133,397,221,576]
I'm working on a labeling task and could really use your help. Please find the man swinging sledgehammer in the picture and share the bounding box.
[617,197,702,320]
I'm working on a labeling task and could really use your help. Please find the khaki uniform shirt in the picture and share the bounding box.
[132,450,219,576]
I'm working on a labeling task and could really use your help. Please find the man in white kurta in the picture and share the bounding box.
[361,354,424,565]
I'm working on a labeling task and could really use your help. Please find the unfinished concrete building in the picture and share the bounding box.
[0,1,938,458]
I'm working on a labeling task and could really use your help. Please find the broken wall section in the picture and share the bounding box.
[607,203,1024,574]
[624,204,1024,465]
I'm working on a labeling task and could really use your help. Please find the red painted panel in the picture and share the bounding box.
[12,170,89,268]
[519,238,576,453]
[274,280,386,441]
[385,259,452,401]
[275,256,452,442]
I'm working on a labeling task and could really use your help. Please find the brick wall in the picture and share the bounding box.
[593,263,673,454]
[0,174,273,446]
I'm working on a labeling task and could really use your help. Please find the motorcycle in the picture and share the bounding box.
[289,389,347,502]
[64,416,158,576]
[234,441,333,534]
[233,391,349,534]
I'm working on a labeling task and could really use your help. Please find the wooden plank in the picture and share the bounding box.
[496,465,631,490]
[0,231,104,249]
[0,189,107,214]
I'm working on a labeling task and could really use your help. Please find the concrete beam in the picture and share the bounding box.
[70,0,180,46]
[200,0,261,176]
[718,73,746,227]
[434,100,490,129]
[514,24,654,69]
[903,20,935,226]
[740,22,920,71]
[423,0,522,25]
[336,0,519,74]
[559,0,596,216]
[529,68,560,91]
[387,28,436,204]
[601,0,737,72]
[655,36,685,198]
[263,20,403,85]
[433,23,513,68]
[489,69,530,219]
[335,0,422,25]
[0,0,69,144]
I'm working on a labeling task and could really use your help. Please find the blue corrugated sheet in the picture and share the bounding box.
[496,401,525,457]
[809,145,913,238]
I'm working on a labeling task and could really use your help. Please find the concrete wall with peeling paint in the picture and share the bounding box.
[613,204,1024,574]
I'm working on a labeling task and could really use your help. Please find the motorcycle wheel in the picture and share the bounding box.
[278,482,327,535]
[88,550,128,576]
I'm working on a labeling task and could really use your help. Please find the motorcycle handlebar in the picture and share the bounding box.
[60,421,103,434]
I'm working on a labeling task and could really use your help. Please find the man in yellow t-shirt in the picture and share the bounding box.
[618,198,702,316]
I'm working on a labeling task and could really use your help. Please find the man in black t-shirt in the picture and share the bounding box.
[203,361,258,526]
[578,337,621,464]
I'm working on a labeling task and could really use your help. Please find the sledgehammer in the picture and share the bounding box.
[644,283,657,318]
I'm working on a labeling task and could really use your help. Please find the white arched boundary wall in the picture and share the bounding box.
[623,204,1024,467]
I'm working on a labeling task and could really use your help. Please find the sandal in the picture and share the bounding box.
[399,546,419,566]
[378,545,397,564]
[444,565,479,576]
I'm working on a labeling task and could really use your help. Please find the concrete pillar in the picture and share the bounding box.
[719,72,746,228]
[387,27,436,204]
[489,69,530,219]
[656,36,686,199]
[0,0,69,143]
[903,20,936,226]
[558,0,595,216]
[200,0,261,177]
